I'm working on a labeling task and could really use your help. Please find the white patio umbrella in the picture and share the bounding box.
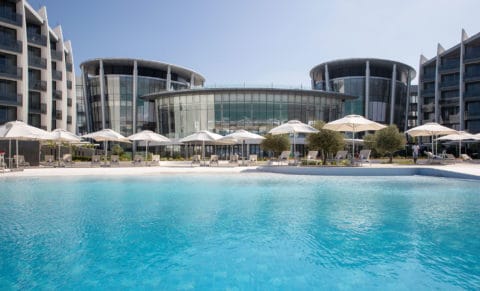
[82,129,131,164]
[324,114,386,159]
[436,131,476,156]
[127,130,170,161]
[406,122,458,155]
[269,120,319,158]
[49,129,82,165]
[220,129,265,165]
[179,130,223,164]
[0,120,51,168]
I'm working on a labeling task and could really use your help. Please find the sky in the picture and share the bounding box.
[29,0,480,87]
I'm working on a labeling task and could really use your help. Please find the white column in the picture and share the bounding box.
[404,71,412,132]
[81,66,91,132]
[99,59,106,129]
[365,61,370,118]
[190,73,195,88]
[459,29,468,131]
[19,1,29,123]
[418,55,427,125]
[166,65,171,91]
[132,60,138,133]
[389,64,397,125]
[324,64,330,91]
[434,44,444,123]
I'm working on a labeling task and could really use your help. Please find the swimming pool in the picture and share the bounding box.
[0,174,479,289]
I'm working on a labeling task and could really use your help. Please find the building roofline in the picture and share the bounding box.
[309,58,416,79]
[80,58,206,85]
[141,87,357,101]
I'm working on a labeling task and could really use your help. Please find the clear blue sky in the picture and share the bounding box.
[30,0,480,86]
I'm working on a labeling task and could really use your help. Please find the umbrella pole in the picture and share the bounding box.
[58,142,61,167]
[16,139,18,168]
[8,139,11,168]
[242,140,244,166]
[202,140,205,166]
[105,140,108,166]
[352,131,355,163]
[145,140,148,165]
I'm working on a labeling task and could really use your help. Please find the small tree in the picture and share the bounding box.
[373,125,406,163]
[111,144,124,156]
[307,121,345,165]
[261,134,290,158]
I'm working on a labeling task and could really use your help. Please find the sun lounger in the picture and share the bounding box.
[357,149,371,165]
[150,155,160,166]
[91,155,101,166]
[110,155,120,166]
[13,155,29,168]
[62,154,74,167]
[303,151,319,165]
[209,155,219,166]
[133,155,144,166]
[461,154,473,162]
[43,155,55,167]
[191,154,201,166]
[425,151,444,164]
[248,154,257,166]
[229,154,239,165]
[277,151,291,165]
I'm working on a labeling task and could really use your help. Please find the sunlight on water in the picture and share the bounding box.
[0,174,479,289]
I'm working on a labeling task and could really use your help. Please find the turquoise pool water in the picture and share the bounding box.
[0,174,479,289]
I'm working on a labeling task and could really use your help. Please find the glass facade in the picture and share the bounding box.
[82,59,204,136]
[310,59,415,131]
[151,89,347,139]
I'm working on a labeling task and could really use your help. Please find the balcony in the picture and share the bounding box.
[0,38,22,53]
[0,64,22,79]
[55,110,62,120]
[422,75,436,82]
[51,49,63,61]
[0,93,22,106]
[28,54,47,69]
[41,103,47,114]
[52,69,62,81]
[465,111,480,120]
[66,63,73,72]
[440,80,459,89]
[29,102,41,114]
[170,81,188,90]
[67,97,72,107]
[67,115,72,124]
[464,48,480,62]
[53,89,62,100]
[439,62,460,73]
[28,80,47,91]
[27,32,47,46]
[446,114,460,124]
[464,90,480,98]
[464,71,480,82]
[421,88,435,96]
[0,10,22,27]
[67,80,72,89]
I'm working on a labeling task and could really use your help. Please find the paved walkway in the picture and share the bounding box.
[1,161,479,179]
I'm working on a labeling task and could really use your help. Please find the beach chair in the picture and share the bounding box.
[191,154,201,166]
[358,149,371,165]
[209,155,219,166]
[248,154,257,166]
[110,155,120,166]
[13,155,30,167]
[133,155,144,166]
[425,151,443,164]
[150,155,160,166]
[43,155,55,167]
[461,154,473,162]
[229,154,239,165]
[440,151,456,164]
[62,154,74,167]
[304,151,318,165]
[278,151,291,165]
[91,155,101,166]
[334,150,348,163]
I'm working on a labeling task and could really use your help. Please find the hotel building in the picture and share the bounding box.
[0,0,76,131]
[143,88,354,137]
[310,58,416,131]
[80,58,205,137]
[418,30,480,133]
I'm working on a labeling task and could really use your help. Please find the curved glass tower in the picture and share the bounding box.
[80,58,205,136]
[310,58,416,131]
